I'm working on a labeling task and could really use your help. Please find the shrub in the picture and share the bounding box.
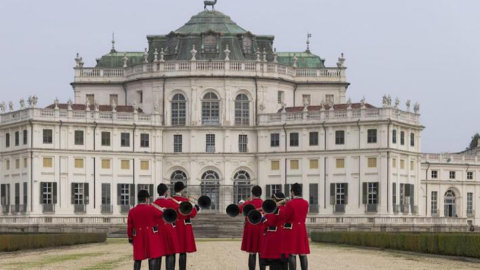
[311,231,480,258]
[0,233,107,252]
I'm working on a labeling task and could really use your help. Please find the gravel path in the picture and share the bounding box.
[0,239,479,270]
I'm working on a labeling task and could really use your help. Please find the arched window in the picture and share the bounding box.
[171,170,188,183]
[233,170,251,203]
[171,94,186,126]
[201,170,220,210]
[202,92,220,125]
[235,94,250,126]
[444,190,456,218]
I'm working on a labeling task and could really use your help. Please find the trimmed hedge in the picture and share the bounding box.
[311,231,480,258]
[0,233,107,252]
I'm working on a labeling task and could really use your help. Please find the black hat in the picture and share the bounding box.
[273,192,286,200]
[252,185,262,197]
[174,181,186,193]
[138,190,150,202]
[157,184,168,196]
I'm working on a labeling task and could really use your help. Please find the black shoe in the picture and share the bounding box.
[299,255,308,270]
[134,260,142,270]
[179,253,187,270]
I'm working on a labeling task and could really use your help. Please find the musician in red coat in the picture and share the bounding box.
[239,185,266,270]
[127,190,164,270]
[260,192,288,270]
[281,183,310,270]
[153,184,180,270]
[172,181,199,270]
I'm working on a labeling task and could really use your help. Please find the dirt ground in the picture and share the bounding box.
[0,239,479,270]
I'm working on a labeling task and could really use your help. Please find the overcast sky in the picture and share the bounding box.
[0,0,478,153]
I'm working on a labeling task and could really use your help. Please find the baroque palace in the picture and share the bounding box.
[0,6,478,228]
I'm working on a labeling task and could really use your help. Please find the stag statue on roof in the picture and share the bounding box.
[204,0,217,10]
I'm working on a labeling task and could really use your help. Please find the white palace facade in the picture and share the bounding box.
[0,8,478,227]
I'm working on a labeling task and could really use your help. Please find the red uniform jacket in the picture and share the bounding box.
[127,203,167,260]
[281,197,310,255]
[239,198,264,253]
[260,205,288,259]
[153,197,180,255]
[173,195,198,253]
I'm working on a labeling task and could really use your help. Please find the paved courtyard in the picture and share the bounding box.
[0,239,479,270]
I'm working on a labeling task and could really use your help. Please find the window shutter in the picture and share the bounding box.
[129,184,135,206]
[85,183,89,205]
[330,183,335,205]
[344,183,349,204]
[148,185,154,200]
[6,184,10,205]
[392,183,396,205]
[409,184,414,206]
[376,182,380,202]
[266,185,271,199]
[39,183,43,204]
[362,182,367,204]
[53,183,57,204]
[284,184,290,198]
[405,184,410,197]
[117,184,121,205]
[71,183,75,204]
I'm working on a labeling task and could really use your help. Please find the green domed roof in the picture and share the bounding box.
[175,10,248,35]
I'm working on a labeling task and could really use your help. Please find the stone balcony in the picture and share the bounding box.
[422,153,480,164]
[257,106,421,126]
[73,60,347,84]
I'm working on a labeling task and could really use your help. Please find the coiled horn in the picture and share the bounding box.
[197,196,212,209]
[162,208,178,224]
[226,204,240,217]
[247,209,263,225]
[242,204,255,217]
[178,201,193,216]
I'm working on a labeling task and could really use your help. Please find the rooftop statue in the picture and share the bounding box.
[204,0,217,10]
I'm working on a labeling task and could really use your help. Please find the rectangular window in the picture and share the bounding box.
[410,133,415,147]
[101,132,111,146]
[119,184,130,206]
[270,133,280,147]
[400,131,405,145]
[302,94,311,105]
[392,129,397,144]
[101,159,111,169]
[140,133,149,148]
[41,182,55,205]
[335,130,345,145]
[14,183,20,207]
[431,191,438,215]
[336,158,345,169]
[271,160,280,171]
[23,130,28,145]
[15,159,20,169]
[140,160,149,171]
[5,160,10,170]
[43,157,53,168]
[309,184,319,213]
[23,182,27,207]
[431,170,438,179]
[101,183,111,205]
[74,159,84,169]
[206,134,215,153]
[121,133,130,147]
[43,129,53,144]
[309,132,318,146]
[5,133,10,148]
[368,157,377,168]
[467,193,474,215]
[290,160,299,170]
[290,133,299,147]
[121,160,130,170]
[392,158,397,168]
[174,135,183,153]
[277,91,285,104]
[400,159,405,169]
[109,94,118,106]
[367,129,377,143]
[1,184,10,206]
[137,91,143,104]
[239,135,248,153]
[410,161,415,170]
[15,131,19,146]
[335,183,347,205]
[23,158,28,168]
[72,183,87,205]
[325,94,334,104]
[86,94,95,105]
[467,172,474,180]
[74,130,84,145]
[363,182,379,205]
[309,159,319,169]
[265,185,282,199]
[449,171,456,179]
